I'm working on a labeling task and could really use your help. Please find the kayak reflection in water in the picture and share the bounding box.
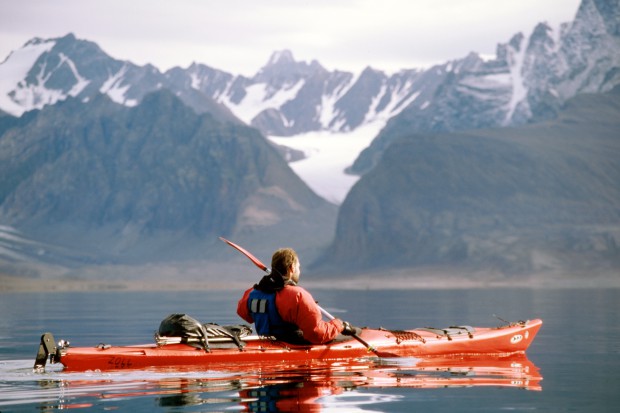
[237,355,542,412]
[237,248,359,344]
[240,381,343,413]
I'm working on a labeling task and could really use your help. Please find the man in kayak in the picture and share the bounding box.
[237,248,357,344]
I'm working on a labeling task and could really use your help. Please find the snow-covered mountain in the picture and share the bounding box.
[350,0,620,174]
[0,0,618,199]
[0,36,421,136]
[0,34,235,122]
[3,0,616,137]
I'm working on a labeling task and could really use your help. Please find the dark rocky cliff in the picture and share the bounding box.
[0,91,335,266]
[320,87,620,277]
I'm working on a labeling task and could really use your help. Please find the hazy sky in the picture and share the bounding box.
[0,0,582,76]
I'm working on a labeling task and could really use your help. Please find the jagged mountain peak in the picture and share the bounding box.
[526,23,556,54]
[253,49,327,83]
[508,32,525,51]
[18,33,78,51]
[359,66,385,76]
[22,35,56,48]
[263,49,324,72]
[267,49,295,66]
[531,22,553,38]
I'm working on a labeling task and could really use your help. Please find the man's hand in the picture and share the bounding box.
[341,321,360,336]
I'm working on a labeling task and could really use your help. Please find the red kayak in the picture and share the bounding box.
[35,318,542,372]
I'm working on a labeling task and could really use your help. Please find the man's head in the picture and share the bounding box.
[271,248,300,284]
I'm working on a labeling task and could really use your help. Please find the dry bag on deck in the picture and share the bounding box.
[157,313,210,351]
[156,314,252,351]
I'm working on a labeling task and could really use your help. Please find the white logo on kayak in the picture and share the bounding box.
[511,334,523,344]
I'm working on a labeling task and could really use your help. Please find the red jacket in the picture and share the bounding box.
[237,284,343,344]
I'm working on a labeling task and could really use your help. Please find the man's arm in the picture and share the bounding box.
[236,288,254,324]
[278,287,343,344]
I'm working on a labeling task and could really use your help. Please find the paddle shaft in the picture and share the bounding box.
[219,237,378,354]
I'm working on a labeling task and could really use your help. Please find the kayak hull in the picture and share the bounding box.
[51,319,542,372]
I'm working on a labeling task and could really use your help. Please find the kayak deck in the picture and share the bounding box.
[36,318,542,372]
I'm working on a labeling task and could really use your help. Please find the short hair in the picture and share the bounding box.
[271,248,298,279]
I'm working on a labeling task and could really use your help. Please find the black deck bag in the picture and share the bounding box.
[157,314,211,351]
[156,314,252,351]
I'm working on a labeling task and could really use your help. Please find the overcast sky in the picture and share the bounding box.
[0,0,582,76]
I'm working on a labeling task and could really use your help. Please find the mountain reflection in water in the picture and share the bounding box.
[15,354,540,411]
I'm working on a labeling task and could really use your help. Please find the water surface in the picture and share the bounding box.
[1,288,618,412]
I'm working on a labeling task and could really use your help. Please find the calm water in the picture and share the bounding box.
[0,288,619,412]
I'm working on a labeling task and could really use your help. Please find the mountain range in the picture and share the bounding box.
[1,0,619,284]
[351,0,620,174]
[1,0,618,152]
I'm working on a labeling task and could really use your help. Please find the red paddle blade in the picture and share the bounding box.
[219,237,269,272]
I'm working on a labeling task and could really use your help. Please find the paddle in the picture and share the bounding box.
[219,237,379,354]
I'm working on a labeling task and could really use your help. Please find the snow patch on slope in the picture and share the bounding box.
[505,35,529,123]
[224,80,305,124]
[366,83,420,124]
[100,64,138,106]
[59,53,90,97]
[319,72,361,129]
[0,39,56,116]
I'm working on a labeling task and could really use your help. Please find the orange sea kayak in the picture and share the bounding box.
[35,319,542,372]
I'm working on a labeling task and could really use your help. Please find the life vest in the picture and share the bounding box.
[248,288,297,337]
